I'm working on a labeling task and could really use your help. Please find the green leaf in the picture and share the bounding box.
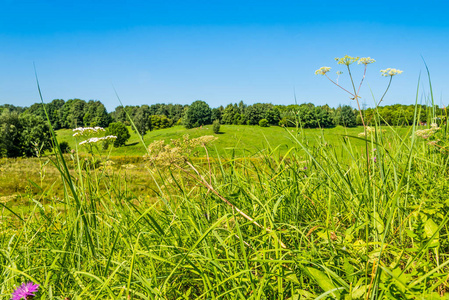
[373,211,384,234]
[351,284,369,299]
[306,267,339,298]
[424,218,440,248]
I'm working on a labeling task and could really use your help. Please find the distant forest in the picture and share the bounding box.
[0,98,443,131]
[0,99,444,158]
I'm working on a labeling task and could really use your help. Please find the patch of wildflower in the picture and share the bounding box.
[102,160,115,166]
[415,123,440,139]
[358,57,376,65]
[315,67,331,75]
[335,55,359,66]
[73,127,105,137]
[122,164,137,169]
[79,135,117,145]
[171,134,217,149]
[145,134,217,167]
[380,68,403,77]
[358,127,385,137]
[10,282,39,300]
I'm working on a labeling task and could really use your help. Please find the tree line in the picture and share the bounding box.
[0,98,444,158]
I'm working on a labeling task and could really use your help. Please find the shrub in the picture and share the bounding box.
[150,115,173,130]
[264,108,281,125]
[279,117,288,127]
[105,122,130,147]
[0,110,52,157]
[212,120,220,134]
[59,141,71,153]
[259,118,269,127]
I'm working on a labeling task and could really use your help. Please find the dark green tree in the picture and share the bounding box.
[183,100,212,129]
[0,109,22,157]
[133,105,152,135]
[233,113,246,125]
[297,103,317,128]
[25,99,65,130]
[339,105,357,127]
[150,115,173,130]
[83,100,110,127]
[245,103,272,125]
[168,104,185,123]
[19,113,52,156]
[0,104,25,114]
[315,105,334,128]
[59,99,87,128]
[0,109,52,157]
[264,108,281,125]
[111,105,139,125]
[222,104,239,125]
[211,106,223,123]
[238,100,247,115]
[105,122,130,147]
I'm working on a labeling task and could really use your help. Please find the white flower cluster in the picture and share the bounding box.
[415,123,440,139]
[358,127,386,137]
[380,68,403,77]
[79,135,117,145]
[315,67,331,75]
[358,57,376,65]
[358,126,376,137]
[335,55,359,66]
[73,127,106,137]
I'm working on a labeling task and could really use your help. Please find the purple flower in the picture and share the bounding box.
[11,282,39,300]
[373,157,377,163]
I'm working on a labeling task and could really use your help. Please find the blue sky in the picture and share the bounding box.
[1,0,448,112]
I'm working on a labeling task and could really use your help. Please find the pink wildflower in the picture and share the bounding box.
[10,282,39,300]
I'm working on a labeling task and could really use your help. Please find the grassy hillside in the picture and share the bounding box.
[56,124,410,157]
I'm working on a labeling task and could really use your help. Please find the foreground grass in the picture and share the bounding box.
[1,123,449,299]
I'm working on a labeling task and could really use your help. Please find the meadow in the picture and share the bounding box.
[2,55,449,299]
[3,118,449,299]
[56,125,378,157]
[0,125,407,199]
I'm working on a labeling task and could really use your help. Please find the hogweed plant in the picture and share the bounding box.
[315,55,402,128]
[72,126,116,169]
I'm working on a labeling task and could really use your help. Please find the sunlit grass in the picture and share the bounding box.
[2,118,448,298]
[55,124,410,157]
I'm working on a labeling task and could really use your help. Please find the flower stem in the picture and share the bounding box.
[324,74,356,97]
[347,65,366,129]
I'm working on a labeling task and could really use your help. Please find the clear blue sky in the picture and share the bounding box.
[1,0,448,112]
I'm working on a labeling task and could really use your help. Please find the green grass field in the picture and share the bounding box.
[56,124,410,157]
[1,125,409,199]
[2,122,449,299]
